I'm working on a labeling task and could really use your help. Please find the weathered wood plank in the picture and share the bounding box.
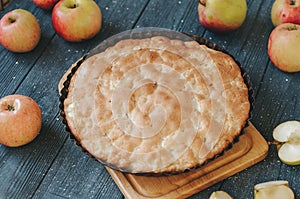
[32,138,121,199]
[0,0,151,198]
[132,0,207,44]
[0,0,300,198]
[190,0,300,198]
[0,4,55,97]
[0,1,152,198]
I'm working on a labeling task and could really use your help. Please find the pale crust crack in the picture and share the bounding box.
[64,36,250,174]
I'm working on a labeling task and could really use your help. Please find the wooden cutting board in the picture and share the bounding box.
[106,123,269,199]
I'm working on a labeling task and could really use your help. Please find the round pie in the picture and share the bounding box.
[61,31,250,175]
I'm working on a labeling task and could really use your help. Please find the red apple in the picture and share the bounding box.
[268,23,300,72]
[0,94,42,147]
[0,9,41,53]
[271,0,300,27]
[198,0,247,32]
[52,0,102,42]
[33,0,59,10]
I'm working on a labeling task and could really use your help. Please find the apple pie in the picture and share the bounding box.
[60,32,251,175]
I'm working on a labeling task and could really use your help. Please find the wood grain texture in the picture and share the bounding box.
[0,0,300,198]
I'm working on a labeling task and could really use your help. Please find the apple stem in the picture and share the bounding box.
[290,0,296,5]
[6,104,15,111]
[268,141,279,145]
[70,3,77,8]
[287,24,298,31]
[198,0,205,6]
[8,17,16,23]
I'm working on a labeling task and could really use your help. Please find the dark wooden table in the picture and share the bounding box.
[1,0,300,198]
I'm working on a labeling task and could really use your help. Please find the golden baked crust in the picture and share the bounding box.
[63,36,250,174]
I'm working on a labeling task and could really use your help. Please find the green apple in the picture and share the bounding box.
[271,0,300,27]
[209,191,232,199]
[197,0,247,32]
[52,0,102,42]
[254,181,294,199]
[273,120,300,165]
[268,23,300,72]
[0,9,41,53]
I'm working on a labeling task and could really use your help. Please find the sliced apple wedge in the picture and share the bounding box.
[273,120,300,165]
[254,180,294,199]
[209,191,232,199]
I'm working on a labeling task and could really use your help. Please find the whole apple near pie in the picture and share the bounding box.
[197,0,247,32]
[271,0,300,27]
[33,0,59,10]
[0,9,41,53]
[268,23,300,72]
[0,95,42,147]
[52,0,102,42]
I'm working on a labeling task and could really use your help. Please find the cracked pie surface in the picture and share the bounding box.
[62,35,250,174]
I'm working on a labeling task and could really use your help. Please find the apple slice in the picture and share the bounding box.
[273,120,300,165]
[209,191,232,199]
[254,180,294,199]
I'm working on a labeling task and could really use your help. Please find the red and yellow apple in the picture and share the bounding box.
[271,0,300,27]
[197,0,247,32]
[0,9,41,53]
[268,23,300,72]
[33,0,59,10]
[52,0,102,42]
[0,94,42,147]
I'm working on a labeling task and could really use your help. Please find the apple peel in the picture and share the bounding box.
[52,0,102,42]
[197,0,247,32]
[273,120,300,165]
[271,0,300,26]
[0,9,41,53]
[267,23,300,72]
[0,94,42,147]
